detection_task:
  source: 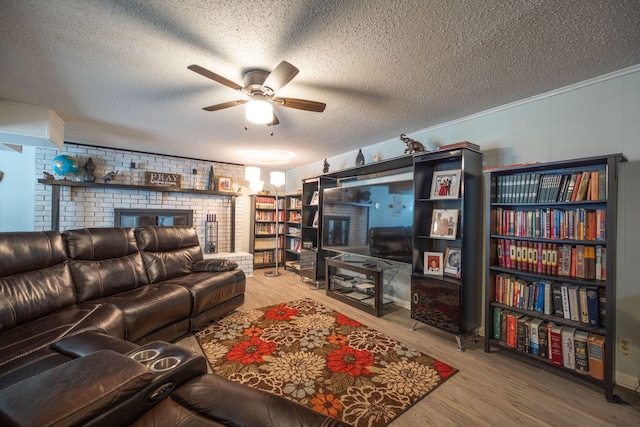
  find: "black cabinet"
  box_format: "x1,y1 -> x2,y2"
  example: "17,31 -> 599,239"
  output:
410,148 -> 483,350
483,154 -> 626,402
284,194 -> 303,272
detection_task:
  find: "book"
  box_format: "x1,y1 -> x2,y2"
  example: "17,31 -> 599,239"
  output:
529,318 -> 544,356
560,284 -> 571,320
501,310 -> 510,342
506,312 -> 523,348
562,326 -> 577,370
574,330 -> 590,375
437,141 -> 480,151
517,316 -> 530,352
538,321 -> 549,359
570,172 -> 583,201
568,285 -> 580,322
564,173 -> 579,202
493,307 -> 503,340
585,286 -> 600,327
549,323 -> 564,366
575,171 -> 591,201
587,333 -> 605,380
575,245 -> 585,278
579,287 -> 589,324
589,171 -> 599,200
598,169 -> 606,201
598,287 -> 607,328
584,245 -> 596,280
552,283 -> 564,317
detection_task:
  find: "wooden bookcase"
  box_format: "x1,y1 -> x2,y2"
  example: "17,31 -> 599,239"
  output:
411,148 -> 483,350
483,154 -> 626,402
300,176 -> 335,282
284,194 -> 303,273
249,194 -> 284,269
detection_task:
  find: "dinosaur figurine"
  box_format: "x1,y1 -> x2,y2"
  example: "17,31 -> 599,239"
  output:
400,134 -> 427,154
103,170 -> 119,183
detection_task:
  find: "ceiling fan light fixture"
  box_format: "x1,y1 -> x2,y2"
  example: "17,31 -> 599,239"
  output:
246,98 -> 273,124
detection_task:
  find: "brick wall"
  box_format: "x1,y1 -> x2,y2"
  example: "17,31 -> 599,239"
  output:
34,143 -> 245,253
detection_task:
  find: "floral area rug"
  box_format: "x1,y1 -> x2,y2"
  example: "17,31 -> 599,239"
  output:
195,298 -> 457,427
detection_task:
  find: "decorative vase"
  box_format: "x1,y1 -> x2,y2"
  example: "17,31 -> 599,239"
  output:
355,149 -> 365,167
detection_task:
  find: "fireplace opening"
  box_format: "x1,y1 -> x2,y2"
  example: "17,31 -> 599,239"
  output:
114,209 -> 194,228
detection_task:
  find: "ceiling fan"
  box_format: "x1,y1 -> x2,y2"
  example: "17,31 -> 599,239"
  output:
187,61 -> 326,126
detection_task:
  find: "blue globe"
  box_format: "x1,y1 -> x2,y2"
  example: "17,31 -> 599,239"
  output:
52,155 -> 80,176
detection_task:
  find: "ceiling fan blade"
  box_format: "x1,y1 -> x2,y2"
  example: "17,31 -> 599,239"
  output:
188,64 -> 243,91
267,113 -> 280,126
262,61 -> 299,93
202,99 -> 248,112
275,97 -> 326,113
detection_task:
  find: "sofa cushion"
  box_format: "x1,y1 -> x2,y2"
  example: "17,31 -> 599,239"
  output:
0,303 -> 125,388
64,228 -> 149,302
135,226 -> 204,283
91,284 -> 192,342
0,231 -> 76,333
160,270 -> 246,318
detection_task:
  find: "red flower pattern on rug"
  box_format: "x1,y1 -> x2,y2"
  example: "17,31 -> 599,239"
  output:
195,298 -> 457,427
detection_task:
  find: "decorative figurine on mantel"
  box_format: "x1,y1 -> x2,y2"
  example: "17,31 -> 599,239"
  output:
83,158 -> 96,182
43,171 -> 55,180
400,134 -> 427,154
103,170 -> 118,183
323,158 -> 330,173
355,149 -> 365,166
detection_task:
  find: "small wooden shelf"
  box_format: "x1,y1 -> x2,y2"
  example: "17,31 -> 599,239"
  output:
37,179 -> 239,196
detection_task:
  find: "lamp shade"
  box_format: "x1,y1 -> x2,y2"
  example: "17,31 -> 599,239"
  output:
246,98 -> 273,124
244,166 -> 261,182
249,180 -> 264,192
270,171 -> 285,186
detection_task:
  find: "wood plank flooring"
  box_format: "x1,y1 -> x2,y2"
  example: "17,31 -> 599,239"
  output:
177,270 -> 640,426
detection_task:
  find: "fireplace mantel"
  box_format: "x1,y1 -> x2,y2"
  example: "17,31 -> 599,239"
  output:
37,179 -> 239,251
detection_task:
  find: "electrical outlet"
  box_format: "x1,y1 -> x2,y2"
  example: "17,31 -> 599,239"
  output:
618,337 -> 632,355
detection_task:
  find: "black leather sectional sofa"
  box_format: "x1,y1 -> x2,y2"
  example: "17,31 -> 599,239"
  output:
0,226 -> 347,427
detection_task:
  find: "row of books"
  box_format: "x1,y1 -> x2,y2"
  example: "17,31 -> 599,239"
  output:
254,223 -> 284,235
287,212 -> 301,223
495,207 -> 606,241
253,236 -> 284,250
253,250 -> 283,264
497,169 -> 606,204
287,227 -> 301,237
496,239 -> 606,280
494,274 -> 605,327
288,197 -> 302,209
255,210 -> 285,222
288,237 -> 302,252
493,308 -> 605,380
255,196 -> 285,209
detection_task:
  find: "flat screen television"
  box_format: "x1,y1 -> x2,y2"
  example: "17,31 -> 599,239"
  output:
322,179 -> 413,264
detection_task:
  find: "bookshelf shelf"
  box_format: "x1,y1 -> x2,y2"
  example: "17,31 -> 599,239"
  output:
484,153 -> 626,402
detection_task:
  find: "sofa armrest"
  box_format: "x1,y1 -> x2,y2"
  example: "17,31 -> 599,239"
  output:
0,350 -> 154,427
193,258 -> 238,272
156,374 -> 350,427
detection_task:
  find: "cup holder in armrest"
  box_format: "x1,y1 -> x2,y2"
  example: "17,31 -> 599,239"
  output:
130,349 -> 161,362
150,356 -> 181,372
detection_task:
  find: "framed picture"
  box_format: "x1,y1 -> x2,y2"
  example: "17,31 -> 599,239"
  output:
444,247 -> 462,278
430,170 -> 461,199
218,176 -> 232,192
392,195 -> 403,216
309,190 -> 319,205
424,252 -> 443,276
302,241 -> 314,249
430,208 -> 459,239
312,211 -> 319,227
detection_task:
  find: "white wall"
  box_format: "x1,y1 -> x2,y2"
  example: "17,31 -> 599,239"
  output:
287,66 -> 640,388
0,146 -> 35,231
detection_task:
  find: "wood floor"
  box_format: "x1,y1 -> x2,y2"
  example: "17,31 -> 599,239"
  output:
177,270 -> 640,426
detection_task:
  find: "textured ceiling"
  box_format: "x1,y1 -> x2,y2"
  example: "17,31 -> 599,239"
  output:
1,0 -> 639,168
